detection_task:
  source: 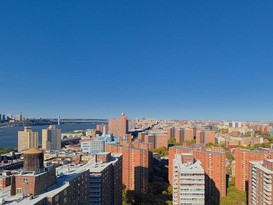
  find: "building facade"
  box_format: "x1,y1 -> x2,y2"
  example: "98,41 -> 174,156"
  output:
182,128 -> 194,142
18,127 -> 38,152
169,146 -> 226,204
106,143 -> 151,194
200,130 -> 216,144
173,153 -> 205,205
81,139 -> 105,155
234,148 -> 273,191
249,159 -> 273,205
7,152 -> 122,205
108,113 -> 128,138
89,152 -> 122,205
42,125 -> 61,151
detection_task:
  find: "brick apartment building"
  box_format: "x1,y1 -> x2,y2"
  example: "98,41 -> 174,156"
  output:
234,147 -> 273,191
108,113 -> 128,138
106,143 -> 151,194
249,159 -> 273,205
169,145 -> 226,205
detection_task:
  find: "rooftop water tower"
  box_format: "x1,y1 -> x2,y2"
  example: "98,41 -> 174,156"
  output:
23,148 -> 44,172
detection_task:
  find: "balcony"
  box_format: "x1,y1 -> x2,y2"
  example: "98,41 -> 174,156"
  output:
264,177 -> 272,184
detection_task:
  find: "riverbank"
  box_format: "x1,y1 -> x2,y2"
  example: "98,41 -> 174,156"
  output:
0,122 -> 98,149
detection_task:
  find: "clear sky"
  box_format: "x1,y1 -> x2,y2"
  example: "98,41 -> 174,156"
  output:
0,1 -> 273,120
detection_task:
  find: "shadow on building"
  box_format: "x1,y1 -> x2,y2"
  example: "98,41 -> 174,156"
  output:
245,180 -> 249,205
205,174 -> 220,205
134,166 -> 149,195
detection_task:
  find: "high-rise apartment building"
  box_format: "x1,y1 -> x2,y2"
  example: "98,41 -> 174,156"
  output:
249,124 -> 272,134
193,126 -> 204,144
108,113 -> 128,138
96,124 -> 108,134
234,147 -> 273,191
229,121 -> 242,128
89,152 -> 122,205
175,128 -> 182,143
169,146 -> 199,186
249,159 -> 273,205
42,125 -> 61,151
199,130 -> 216,144
143,134 -> 156,149
194,150 -> 226,204
182,128 -> 194,142
156,134 -> 169,148
173,153 -> 205,205
138,132 -> 146,142
195,131 -> 202,144
169,146 -> 226,204
167,127 -> 175,139
138,132 -> 165,149
106,143 -> 151,194
18,127 -> 38,152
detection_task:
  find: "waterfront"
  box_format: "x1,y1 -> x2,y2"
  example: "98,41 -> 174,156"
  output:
0,123 -> 97,149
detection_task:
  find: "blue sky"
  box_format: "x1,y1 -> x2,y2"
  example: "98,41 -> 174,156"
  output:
0,1 -> 273,120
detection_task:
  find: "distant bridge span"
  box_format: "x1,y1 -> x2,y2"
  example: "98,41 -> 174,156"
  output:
48,119 -> 108,123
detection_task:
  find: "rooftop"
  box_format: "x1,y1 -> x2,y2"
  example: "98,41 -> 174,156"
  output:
250,160 -> 273,175
0,153 -> 122,204
174,154 -> 204,174
23,148 -> 43,154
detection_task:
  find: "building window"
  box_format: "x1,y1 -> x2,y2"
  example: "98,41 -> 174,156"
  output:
55,195 -> 59,202
16,188 -> 22,194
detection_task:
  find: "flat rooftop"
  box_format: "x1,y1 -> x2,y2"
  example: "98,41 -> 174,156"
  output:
0,153 -> 122,204
175,154 -> 204,174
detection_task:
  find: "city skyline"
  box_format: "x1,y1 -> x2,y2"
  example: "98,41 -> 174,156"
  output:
1,111 -> 273,122
1,1 -> 273,120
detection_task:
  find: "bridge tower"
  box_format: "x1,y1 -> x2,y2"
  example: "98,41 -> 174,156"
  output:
58,115 -> 61,125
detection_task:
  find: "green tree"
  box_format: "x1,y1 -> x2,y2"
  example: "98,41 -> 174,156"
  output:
226,153 -> 234,161
189,139 -> 196,144
245,132 -> 251,137
0,148 -> 12,155
167,185 -> 172,194
220,178 -> 246,205
168,137 -> 176,145
153,146 -> 168,157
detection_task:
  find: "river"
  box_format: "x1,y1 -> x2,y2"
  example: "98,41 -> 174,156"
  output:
0,123 -> 98,149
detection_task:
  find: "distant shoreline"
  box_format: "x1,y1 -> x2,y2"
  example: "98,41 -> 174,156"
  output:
0,122 -> 99,149
0,119 -> 108,128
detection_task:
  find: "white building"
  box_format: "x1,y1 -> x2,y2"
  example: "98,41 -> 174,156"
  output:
81,139 -> 105,155
249,159 -> 273,205
229,121 -> 242,128
173,153 -> 205,205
